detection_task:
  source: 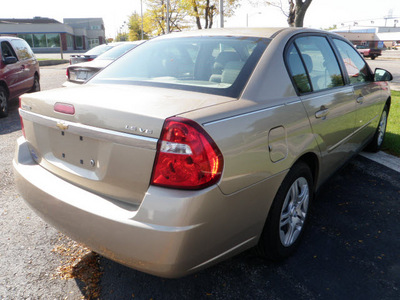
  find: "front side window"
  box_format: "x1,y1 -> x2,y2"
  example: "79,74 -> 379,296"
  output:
91,36 -> 269,98
294,36 -> 344,92
333,39 -> 371,85
1,41 -> 17,59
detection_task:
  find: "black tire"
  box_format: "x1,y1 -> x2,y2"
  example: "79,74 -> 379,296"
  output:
257,161 -> 313,260
366,105 -> 389,152
370,56 -> 376,60
0,86 -> 8,118
30,74 -> 40,93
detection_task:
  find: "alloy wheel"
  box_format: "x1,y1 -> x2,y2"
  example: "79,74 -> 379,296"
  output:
279,177 -> 309,247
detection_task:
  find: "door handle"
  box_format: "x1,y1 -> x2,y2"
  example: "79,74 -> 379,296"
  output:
356,95 -> 364,104
315,107 -> 329,119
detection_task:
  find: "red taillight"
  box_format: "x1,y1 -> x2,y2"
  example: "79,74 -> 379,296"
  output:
66,68 -> 70,79
151,117 -> 223,190
19,97 -> 25,138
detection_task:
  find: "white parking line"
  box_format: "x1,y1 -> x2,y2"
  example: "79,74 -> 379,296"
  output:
360,151 -> 400,173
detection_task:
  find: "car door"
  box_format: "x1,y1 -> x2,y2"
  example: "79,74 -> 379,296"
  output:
332,38 -> 384,145
286,35 -> 358,183
1,41 -> 23,98
10,39 -> 35,93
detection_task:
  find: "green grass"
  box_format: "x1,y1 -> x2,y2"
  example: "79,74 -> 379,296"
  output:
37,58 -> 65,61
382,90 -> 400,156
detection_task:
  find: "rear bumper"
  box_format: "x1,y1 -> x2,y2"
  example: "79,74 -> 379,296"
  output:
13,137 -> 281,277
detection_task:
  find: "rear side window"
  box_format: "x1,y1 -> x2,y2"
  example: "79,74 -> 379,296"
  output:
10,40 -> 34,60
286,44 -> 311,93
286,35 -> 344,93
333,39 -> 371,85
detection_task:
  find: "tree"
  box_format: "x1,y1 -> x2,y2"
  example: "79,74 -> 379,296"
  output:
144,0 -> 191,36
128,12 -> 148,40
187,0 -> 240,29
115,32 -> 128,42
261,0 -> 313,27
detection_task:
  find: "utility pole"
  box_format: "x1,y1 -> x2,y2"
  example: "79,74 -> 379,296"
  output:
166,0 -> 170,33
219,0 -> 224,28
141,0 -> 144,39
59,34 -> 63,60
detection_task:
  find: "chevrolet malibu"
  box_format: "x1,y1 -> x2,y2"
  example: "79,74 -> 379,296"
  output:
14,28 -> 392,278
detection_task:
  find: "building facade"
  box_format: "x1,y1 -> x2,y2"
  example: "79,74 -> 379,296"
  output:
0,17 -> 106,53
334,26 -> 400,49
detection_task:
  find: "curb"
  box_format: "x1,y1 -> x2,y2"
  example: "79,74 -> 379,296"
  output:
361,151 -> 400,173
39,60 -> 69,66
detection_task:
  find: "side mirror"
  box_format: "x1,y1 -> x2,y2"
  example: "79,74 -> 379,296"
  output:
374,68 -> 393,82
4,56 -> 18,65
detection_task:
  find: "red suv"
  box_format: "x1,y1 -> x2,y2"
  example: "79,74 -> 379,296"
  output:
0,36 -> 40,117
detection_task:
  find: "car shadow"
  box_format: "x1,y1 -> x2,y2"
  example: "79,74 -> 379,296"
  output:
0,99 -> 21,135
70,156 -> 400,300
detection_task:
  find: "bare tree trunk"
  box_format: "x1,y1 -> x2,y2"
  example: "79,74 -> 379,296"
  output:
205,0 -> 210,28
208,5 -> 215,29
192,0 -> 202,29
287,0 -> 312,27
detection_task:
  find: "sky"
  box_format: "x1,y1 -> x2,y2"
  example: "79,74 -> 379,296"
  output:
1,0 -> 399,38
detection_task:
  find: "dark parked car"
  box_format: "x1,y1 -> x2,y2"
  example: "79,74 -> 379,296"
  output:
65,41 -> 143,85
355,45 -> 382,60
0,36 -> 40,117
69,43 -> 124,65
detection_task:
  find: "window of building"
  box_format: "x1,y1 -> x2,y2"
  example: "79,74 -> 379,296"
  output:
18,33 -> 60,48
88,39 -> 99,49
67,35 -> 74,48
75,36 -> 83,49
33,34 -> 47,48
46,34 -> 60,48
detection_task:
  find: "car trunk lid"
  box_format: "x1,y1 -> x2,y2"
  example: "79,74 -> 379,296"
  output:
19,84 -> 233,205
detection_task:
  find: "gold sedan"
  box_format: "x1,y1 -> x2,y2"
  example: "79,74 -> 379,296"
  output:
14,28 -> 392,278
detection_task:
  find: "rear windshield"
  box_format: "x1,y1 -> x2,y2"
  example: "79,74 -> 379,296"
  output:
96,42 -> 142,60
90,36 -> 269,98
85,44 -> 114,56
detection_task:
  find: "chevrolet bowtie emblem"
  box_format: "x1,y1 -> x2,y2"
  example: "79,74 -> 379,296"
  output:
56,121 -> 69,131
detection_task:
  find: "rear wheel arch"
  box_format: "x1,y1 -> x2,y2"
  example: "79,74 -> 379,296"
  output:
0,83 -> 9,117
30,72 -> 40,93
257,159 -> 314,259
0,81 -> 9,96
294,152 -> 320,191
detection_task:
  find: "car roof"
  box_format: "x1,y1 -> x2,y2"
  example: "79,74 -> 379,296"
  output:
154,27 -> 343,41
0,36 -> 23,42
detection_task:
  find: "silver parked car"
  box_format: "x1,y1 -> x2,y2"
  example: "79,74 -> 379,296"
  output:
65,41 -> 144,85
14,28 -> 392,278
